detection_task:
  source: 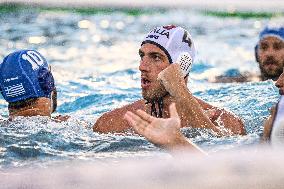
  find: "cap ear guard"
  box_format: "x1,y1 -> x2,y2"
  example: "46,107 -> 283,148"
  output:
38,67 -> 55,97
255,44 -> 259,63
176,52 -> 193,77
38,67 -> 57,113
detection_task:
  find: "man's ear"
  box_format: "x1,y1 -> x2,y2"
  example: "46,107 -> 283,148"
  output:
50,88 -> 57,113
255,44 -> 260,63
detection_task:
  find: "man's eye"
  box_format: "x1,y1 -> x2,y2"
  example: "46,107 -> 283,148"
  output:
152,55 -> 161,61
139,52 -> 144,59
273,43 -> 283,50
260,43 -> 268,50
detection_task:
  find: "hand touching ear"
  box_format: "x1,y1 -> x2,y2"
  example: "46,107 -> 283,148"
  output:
157,64 -> 186,97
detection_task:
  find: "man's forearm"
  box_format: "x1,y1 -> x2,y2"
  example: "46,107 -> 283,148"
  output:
173,85 -> 222,135
161,132 -> 206,155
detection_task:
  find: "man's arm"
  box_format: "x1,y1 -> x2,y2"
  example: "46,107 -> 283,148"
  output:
196,98 -> 246,135
158,64 -> 246,136
93,100 -> 146,133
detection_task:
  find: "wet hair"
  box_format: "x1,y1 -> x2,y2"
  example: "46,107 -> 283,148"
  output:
8,98 -> 38,110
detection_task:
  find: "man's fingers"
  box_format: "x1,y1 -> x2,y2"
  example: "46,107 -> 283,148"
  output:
136,110 -> 155,123
124,112 -> 136,126
157,69 -> 165,81
124,111 -> 148,134
169,103 -> 179,119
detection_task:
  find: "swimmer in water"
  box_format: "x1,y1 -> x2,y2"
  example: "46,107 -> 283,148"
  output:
123,69 -> 284,153
213,26 -> 284,83
94,25 -> 246,136
0,50 -> 68,121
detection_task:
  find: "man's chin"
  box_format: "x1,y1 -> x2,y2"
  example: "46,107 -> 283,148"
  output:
142,92 -> 158,102
142,89 -> 153,101
142,89 -> 168,102
261,68 -> 283,80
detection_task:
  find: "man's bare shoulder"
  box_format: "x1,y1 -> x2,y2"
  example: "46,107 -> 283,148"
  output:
195,97 -> 246,135
93,100 -> 146,133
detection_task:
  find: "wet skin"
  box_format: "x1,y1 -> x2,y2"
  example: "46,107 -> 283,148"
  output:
139,43 -> 170,101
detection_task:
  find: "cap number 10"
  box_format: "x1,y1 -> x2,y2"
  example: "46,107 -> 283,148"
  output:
22,51 -> 44,70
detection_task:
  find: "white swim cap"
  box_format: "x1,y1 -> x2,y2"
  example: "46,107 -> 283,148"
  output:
141,25 -> 196,77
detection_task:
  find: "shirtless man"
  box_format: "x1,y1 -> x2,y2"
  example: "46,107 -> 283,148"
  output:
94,25 -> 245,136
213,26 -> 284,83
0,50 -> 67,121
124,70 -> 284,153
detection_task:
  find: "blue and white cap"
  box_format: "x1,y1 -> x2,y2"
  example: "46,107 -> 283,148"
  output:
0,50 -> 55,103
259,27 -> 284,41
142,25 -> 196,77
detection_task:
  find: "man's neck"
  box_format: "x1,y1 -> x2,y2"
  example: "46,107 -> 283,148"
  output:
9,98 -> 51,119
145,94 -> 175,118
261,75 -> 279,81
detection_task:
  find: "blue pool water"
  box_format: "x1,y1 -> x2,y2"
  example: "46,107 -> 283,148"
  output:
0,7 -> 283,168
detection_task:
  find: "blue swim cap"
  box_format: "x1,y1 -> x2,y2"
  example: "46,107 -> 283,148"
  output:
259,27 -> 284,41
0,50 -> 55,103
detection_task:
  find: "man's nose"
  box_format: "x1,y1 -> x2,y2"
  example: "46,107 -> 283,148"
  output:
264,46 -> 277,56
139,57 -> 150,72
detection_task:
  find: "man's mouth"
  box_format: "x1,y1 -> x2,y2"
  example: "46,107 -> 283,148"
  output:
263,62 -> 278,70
264,59 -> 278,67
141,77 -> 151,89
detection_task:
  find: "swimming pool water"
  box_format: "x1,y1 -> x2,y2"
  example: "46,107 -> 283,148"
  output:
0,7 -> 283,168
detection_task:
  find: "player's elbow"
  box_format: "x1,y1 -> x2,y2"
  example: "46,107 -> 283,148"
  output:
93,114 -> 110,133
223,113 -> 246,135
228,115 -> 246,135
233,118 -> 246,135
